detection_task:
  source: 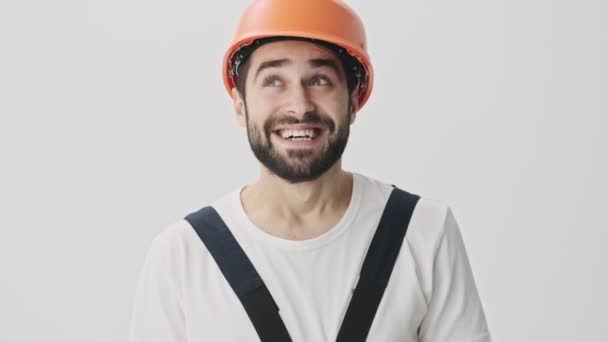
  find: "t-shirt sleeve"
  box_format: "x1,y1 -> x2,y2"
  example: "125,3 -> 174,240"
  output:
418,207 -> 492,342
129,227 -> 187,342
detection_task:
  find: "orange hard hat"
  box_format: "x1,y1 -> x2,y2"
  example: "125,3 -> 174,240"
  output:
222,0 -> 374,111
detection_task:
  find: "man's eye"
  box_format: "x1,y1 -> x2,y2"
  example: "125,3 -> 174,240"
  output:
262,76 -> 282,87
310,76 -> 331,86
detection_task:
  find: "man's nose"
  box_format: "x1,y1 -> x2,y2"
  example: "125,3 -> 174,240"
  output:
285,83 -> 316,117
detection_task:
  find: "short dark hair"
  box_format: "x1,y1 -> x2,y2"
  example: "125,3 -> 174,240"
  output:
232,36 -> 365,101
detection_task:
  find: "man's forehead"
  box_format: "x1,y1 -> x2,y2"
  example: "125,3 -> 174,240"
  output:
248,40 -> 341,66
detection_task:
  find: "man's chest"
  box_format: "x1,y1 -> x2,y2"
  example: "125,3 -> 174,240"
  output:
180,242 -> 427,342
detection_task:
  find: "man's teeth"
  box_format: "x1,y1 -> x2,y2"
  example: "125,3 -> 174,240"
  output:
280,129 -> 316,140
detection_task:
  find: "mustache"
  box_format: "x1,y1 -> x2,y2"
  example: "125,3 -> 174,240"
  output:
263,112 -> 336,135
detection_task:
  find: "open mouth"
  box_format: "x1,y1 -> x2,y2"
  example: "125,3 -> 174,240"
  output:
272,127 -> 326,142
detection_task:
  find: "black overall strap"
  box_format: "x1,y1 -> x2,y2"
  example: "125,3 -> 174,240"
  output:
185,185 -> 419,342
336,186 -> 420,342
185,207 -> 292,342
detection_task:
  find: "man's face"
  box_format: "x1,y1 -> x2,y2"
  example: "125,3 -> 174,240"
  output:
232,40 -> 358,184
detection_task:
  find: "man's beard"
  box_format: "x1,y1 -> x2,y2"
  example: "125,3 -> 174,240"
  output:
245,104 -> 351,184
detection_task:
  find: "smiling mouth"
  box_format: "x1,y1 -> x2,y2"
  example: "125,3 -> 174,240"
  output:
273,127 -> 325,141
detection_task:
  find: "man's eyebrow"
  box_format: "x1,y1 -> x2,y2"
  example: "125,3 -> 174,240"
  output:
253,57 -> 344,82
308,58 -> 343,80
253,59 -> 291,81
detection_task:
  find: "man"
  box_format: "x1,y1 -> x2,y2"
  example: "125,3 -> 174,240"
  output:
129,0 -> 492,341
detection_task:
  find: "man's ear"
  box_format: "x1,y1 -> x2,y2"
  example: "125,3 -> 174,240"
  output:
232,88 -> 246,128
349,90 -> 359,125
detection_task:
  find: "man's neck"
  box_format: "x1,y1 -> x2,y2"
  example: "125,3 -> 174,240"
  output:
240,163 -> 354,240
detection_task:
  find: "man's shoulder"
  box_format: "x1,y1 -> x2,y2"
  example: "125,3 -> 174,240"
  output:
358,173 -> 452,235
356,172 -> 451,215
151,188 -> 241,254
148,219 -> 197,257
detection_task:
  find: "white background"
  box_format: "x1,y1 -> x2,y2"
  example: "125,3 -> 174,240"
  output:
1,0 -> 606,341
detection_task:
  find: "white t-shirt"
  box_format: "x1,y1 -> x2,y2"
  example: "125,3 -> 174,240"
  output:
129,172 -> 491,342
